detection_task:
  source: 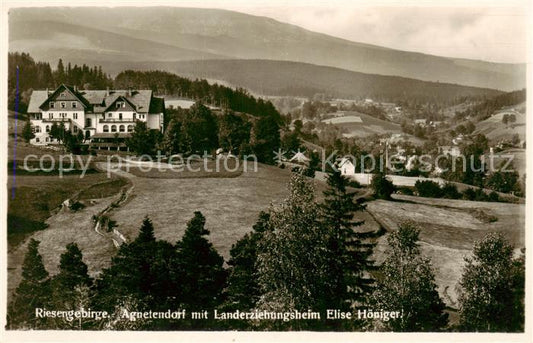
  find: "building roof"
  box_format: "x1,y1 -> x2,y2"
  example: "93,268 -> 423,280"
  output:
290,150 -> 309,163
27,86 -> 164,114
27,90 -> 48,113
338,157 -> 355,167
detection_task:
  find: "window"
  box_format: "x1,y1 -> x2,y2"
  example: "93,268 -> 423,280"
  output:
85,118 -> 92,127
60,102 -> 66,108
127,125 -> 133,132
45,137 -> 50,142
133,113 -> 136,120
103,125 -> 109,132
111,125 -> 117,132
61,113 -> 66,118
119,125 -> 125,132
119,113 -> 123,120
50,102 -> 55,108
46,125 -> 50,132
73,126 -> 78,133
73,113 -> 78,119
60,92 -> 66,97
34,126 -> 41,133
49,113 -> 53,119
108,113 -> 113,118
36,137 -> 40,143
116,101 -> 124,108
72,102 -> 77,108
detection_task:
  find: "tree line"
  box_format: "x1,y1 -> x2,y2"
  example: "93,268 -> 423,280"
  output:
7,171 -> 524,331
115,70 -> 281,122
8,53 -> 281,124
8,53 -> 113,113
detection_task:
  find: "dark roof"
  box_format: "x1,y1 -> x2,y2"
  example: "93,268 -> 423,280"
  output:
149,96 -> 165,114
81,89 -> 153,113
28,86 -> 161,114
38,84 -> 92,110
102,95 -> 138,112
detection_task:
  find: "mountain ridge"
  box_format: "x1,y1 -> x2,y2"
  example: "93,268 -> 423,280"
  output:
9,7 -> 526,91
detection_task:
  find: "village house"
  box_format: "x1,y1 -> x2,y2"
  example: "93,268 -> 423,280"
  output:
26,84 -> 165,150
439,145 -> 461,157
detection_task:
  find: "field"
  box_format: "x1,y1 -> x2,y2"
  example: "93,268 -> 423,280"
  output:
321,111 -> 402,138
367,194 -> 525,308
108,162 -> 294,260
474,109 -> 526,142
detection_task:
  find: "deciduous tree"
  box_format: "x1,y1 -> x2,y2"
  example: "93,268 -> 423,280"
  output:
371,223 -> 448,331
458,233 -> 524,332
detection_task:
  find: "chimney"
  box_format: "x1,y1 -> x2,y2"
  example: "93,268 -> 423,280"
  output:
127,87 -> 132,97
106,87 -> 110,97
46,88 -> 49,95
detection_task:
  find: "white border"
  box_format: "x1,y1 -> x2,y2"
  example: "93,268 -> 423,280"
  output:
1,1 -> 531,342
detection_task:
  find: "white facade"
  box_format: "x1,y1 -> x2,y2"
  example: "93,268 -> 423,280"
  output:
27,85 -> 164,146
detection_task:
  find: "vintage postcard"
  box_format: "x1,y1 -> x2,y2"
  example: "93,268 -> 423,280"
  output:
1,0 -> 531,342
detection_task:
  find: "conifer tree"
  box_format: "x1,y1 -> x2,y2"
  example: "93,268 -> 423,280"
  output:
175,212 -> 226,312
371,223 -> 448,331
21,119 -> 35,142
95,217 -> 176,320
135,216 -> 156,244
7,239 -> 51,329
52,243 -> 92,296
225,211 -> 270,311
321,170 -> 374,311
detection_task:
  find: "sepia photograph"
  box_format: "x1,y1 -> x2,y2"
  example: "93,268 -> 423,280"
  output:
1,0 -> 531,341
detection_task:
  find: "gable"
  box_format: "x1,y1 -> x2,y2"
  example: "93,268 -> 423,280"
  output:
104,96 -> 137,112
39,84 -> 90,111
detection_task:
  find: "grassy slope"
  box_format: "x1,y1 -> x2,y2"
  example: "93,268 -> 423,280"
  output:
367,194 -> 525,309
109,163 -> 294,260
322,111 -> 401,137
474,109 -> 526,142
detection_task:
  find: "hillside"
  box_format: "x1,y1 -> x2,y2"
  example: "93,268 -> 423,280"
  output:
368,194 -> 524,308
322,111 -> 401,138
9,7 -> 525,91
104,59 -> 503,103
474,108 -> 526,142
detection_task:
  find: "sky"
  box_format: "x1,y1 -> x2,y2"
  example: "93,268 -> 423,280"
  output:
170,0 -> 530,64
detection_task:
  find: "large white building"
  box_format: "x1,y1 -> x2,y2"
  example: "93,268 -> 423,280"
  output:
27,84 -> 165,150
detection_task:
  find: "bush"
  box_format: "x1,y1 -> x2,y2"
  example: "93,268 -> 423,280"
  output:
441,183 -> 461,199
462,188 -> 477,201
69,201 -> 85,211
415,180 -> 443,198
488,191 -> 500,202
396,186 -> 414,196
371,172 -> 395,200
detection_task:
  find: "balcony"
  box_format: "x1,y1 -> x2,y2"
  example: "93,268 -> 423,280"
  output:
41,117 -> 71,123
99,118 -> 136,123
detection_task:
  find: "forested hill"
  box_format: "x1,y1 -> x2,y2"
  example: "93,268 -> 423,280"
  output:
114,70 -> 281,122
8,53 -> 281,123
108,59 -> 504,105
454,89 -> 526,121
